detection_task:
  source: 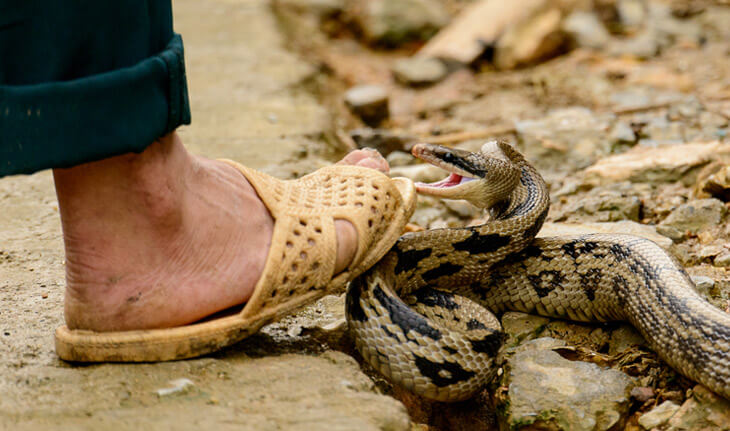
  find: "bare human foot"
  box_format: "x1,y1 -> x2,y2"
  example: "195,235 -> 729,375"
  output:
53,132 -> 389,332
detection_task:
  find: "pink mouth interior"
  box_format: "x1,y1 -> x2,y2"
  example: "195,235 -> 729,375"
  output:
416,173 -> 475,189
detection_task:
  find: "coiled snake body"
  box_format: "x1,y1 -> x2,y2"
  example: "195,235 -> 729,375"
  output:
346,141 -> 730,402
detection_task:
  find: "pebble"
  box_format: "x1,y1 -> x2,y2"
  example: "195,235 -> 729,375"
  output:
442,199 -> 479,218
385,150 -> 414,167
667,97 -> 702,120
690,275 -> 716,298
344,85 -> 389,126
617,0 -> 647,31
700,165 -> 730,202
155,378 -> 195,397
353,0 -> 449,46
698,111 -> 729,130
639,117 -> 685,147
607,28 -> 660,59
630,386 -> 655,403
698,245 -> 724,260
638,400 -> 680,429
411,206 -> 448,228
392,57 -> 447,86
609,121 -> 637,146
649,3 -> 705,47
714,252 -> 730,268
562,11 -> 610,50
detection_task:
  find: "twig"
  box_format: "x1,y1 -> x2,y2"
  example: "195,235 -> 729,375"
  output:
612,101 -> 672,115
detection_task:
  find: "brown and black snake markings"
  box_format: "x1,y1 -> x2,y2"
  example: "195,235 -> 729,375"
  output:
346,140 -> 730,402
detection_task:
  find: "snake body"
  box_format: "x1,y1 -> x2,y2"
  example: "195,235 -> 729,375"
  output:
346,141 -> 730,402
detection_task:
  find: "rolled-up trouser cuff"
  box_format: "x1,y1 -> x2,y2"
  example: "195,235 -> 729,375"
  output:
0,33 -> 191,177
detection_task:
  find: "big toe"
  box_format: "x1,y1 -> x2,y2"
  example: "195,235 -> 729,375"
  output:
337,148 -> 390,173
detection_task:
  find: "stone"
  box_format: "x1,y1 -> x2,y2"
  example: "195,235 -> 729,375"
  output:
666,385 -> 730,431
155,378 -> 195,397
392,57 -> 447,87
639,117 -> 686,147
714,252 -> 730,268
667,97 -> 702,121
498,337 -> 634,431
349,128 -> 411,156
385,150 -> 414,167
698,245 -> 724,260
515,107 -> 614,171
538,221 -> 673,251
544,321 -> 610,353
501,312 -> 550,346
638,400 -> 680,430
442,199 -> 479,218
353,0 -> 449,46
410,206 -> 449,229
494,7 -> 566,69
690,275 -> 716,298
657,198 -> 726,241
698,111 -> 729,130
617,0 -> 647,31
417,0 -> 549,64
630,386 -> 655,403
555,190 -> 641,222
607,29 -> 661,59
562,11 -> 610,50
581,141 -> 730,187
609,87 -> 685,113
344,85 -> 390,126
700,165 -> 730,202
263,294 -> 348,343
609,121 -> 637,147
609,325 -> 646,355
649,3 -> 705,47
629,68 -> 696,93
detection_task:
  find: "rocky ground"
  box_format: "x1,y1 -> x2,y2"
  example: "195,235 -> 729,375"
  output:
2,0 -> 730,430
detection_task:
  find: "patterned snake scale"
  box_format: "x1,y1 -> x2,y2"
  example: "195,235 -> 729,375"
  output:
346,141 -> 730,402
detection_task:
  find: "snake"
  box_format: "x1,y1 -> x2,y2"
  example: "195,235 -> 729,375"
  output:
345,140 -> 730,402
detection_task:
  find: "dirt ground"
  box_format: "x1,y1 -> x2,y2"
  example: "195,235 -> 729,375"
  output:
2,0 -> 730,430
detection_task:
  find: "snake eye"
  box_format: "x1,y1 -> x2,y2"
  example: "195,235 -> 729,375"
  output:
443,153 -> 455,163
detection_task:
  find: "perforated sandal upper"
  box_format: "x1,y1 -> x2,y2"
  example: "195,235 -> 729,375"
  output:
227,164 -> 416,321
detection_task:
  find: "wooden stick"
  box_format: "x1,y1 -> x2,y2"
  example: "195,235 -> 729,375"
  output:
611,102 -> 672,115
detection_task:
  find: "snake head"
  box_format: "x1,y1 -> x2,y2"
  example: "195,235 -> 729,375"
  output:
411,141 -> 521,210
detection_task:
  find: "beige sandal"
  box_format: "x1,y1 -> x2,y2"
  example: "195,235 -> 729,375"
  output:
55,161 -> 416,362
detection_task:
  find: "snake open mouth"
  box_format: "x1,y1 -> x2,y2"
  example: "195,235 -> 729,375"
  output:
416,173 -> 476,191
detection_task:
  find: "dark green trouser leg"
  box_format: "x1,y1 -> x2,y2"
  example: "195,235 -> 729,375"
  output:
0,0 -> 191,177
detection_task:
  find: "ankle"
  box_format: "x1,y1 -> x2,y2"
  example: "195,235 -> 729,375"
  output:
53,133 -> 190,237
